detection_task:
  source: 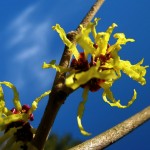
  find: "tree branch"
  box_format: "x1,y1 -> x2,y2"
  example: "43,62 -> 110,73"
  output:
32,0 -> 105,150
69,106 -> 150,150
78,0 -> 105,29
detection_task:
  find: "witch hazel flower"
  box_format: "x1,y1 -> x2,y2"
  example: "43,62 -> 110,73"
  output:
43,18 -> 148,136
0,81 -> 50,149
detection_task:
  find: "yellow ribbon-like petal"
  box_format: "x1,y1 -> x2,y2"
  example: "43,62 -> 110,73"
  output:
52,24 -> 80,59
91,18 -> 100,39
66,61 -> 118,90
0,85 -> 4,102
119,59 -> 148,85
0,113 -> 28,129
76,25 -> 95,58
95,23 -> 117,56
0,128 -> 17,145
77,88 -> 91,136
101,82 -> 137,108
108,33 -> 135,54
42,60 -> 71,73
0,82 -> 22,111
52,24 -> 72,47
0,85 -> 10,115
28,90 -> 51,114
76,18 -> 100,58
0,85 -> 5,113
114,33 -> 135,44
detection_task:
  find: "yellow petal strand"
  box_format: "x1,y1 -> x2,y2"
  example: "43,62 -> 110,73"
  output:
42,60 -> 71,73
120,60 -> 148,85
0,81 -> 22,111
70,45 -> 80,60
52,24 -> 72,47
0,114 -> 28,129
106,23 -> 118,35
77,88 -> 91,136
133,59 -> 149,77
0,85 -> 10,115
108,33 -> 135,54
102,86 -> 137,108
95,23 -> 117,56
0,128 -> 17,144
77,21 -> 100,57
91,18 -> 100,39
77,36 -> 95,58
28,90 -> 51,114
95,32 -> 109,56
52,24 -> 80,59
76,25 -> 95,58
114,33 -> 135,44
0,85 -> 4,102
0,85 -> 5,113
66,62 -> 117,90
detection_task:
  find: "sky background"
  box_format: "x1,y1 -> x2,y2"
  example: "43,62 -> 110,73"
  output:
0,0 -> 150,149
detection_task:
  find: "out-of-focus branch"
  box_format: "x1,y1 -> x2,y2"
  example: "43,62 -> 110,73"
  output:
69,106 -> 150,150
32,1 -> 105,150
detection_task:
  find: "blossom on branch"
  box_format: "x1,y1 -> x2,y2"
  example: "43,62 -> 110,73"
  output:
43,18 -> 148,135
0,81 -> 50,149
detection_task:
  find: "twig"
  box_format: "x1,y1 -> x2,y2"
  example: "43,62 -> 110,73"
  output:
32,0 -> 105,150
78,0 -> 105,29
69,106 -> 150,150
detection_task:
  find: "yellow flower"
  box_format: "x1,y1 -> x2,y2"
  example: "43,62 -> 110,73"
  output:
43,18 -> 148,135
0,81 -> 50,149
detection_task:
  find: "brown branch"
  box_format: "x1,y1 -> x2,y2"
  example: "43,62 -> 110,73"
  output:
32,0 -> 105,150
78,0 -> 105,29
69,106 -> 150,150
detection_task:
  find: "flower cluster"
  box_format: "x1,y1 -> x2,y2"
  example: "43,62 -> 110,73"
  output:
0,81 -> 50,149
43,18 -> 148,136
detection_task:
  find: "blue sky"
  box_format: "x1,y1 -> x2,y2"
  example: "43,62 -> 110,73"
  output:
0,0 -> 150,149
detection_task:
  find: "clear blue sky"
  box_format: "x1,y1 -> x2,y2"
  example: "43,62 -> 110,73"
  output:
0,0 -> 150,149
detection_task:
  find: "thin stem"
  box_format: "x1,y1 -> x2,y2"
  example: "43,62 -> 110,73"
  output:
69,106 -> 150,150
32,0 -> 105,150
78,0 -> 105,29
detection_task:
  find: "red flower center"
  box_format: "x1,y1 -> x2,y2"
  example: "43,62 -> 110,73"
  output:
70,43 -> 111,92
70,52 -> 89,71
5,105 -> 34,144
11,104 -> 34,121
